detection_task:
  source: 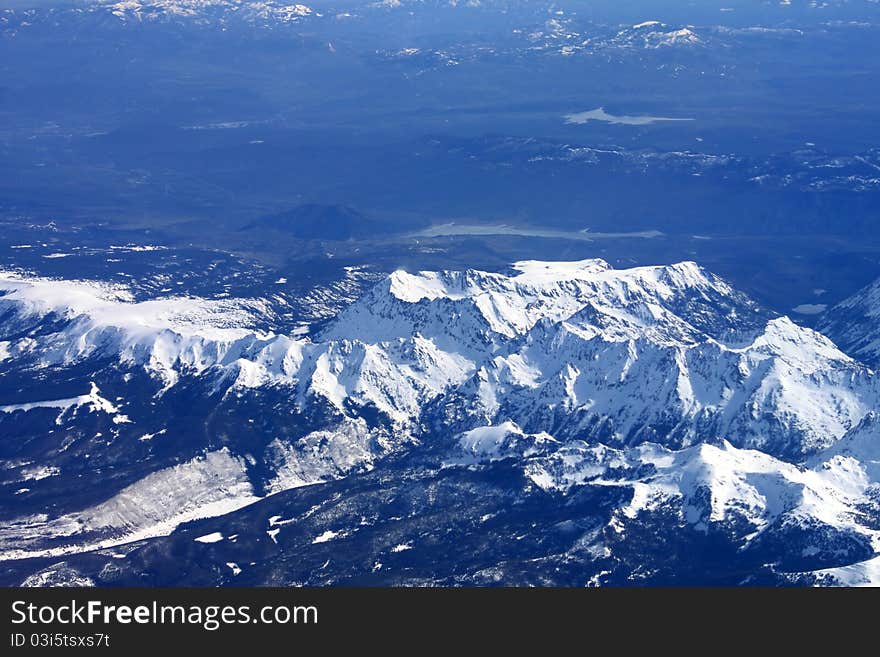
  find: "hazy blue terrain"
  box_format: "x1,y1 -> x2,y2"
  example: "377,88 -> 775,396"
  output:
3,1 -> 880,587
1,0 -> 879,313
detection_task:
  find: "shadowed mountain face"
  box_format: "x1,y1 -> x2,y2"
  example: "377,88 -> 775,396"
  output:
819,279 -> 880,369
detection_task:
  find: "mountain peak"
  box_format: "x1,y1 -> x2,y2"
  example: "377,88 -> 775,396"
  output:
510,258 -> 612,279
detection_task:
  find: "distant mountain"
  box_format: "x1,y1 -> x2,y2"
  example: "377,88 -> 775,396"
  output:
3,258 -> 880,585
819,277 -> 880,367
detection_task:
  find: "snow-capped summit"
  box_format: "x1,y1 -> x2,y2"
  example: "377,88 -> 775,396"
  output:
0,269 -> 277,385
632,21 -> 663,30
522,435 -> 880,551
616,23 -> 705,49
0,269 -> 271,339
324,258 -> 760,346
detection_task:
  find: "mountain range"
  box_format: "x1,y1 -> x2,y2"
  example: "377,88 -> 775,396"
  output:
2,258 -> 880,585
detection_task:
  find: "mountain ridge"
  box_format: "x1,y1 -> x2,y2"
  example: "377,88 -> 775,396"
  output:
3,258 -> 880,584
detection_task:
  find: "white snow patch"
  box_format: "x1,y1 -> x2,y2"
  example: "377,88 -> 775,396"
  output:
312,530 -> 340,544
138,429 -> 166,442
109,245 -> 166,252
0,382 -> 125,425
565,108 -> 694,126
20,466 -> 60,482
194,532 -> 225,544
812,555 -> 880,587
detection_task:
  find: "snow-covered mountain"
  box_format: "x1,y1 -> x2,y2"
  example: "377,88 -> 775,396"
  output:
4,259 -> 873,456
100,0 -> 314,24
2,259 -> 880,585
613,22 -> 705,49
451,420 -> 880,567
819,276 -> 880,368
